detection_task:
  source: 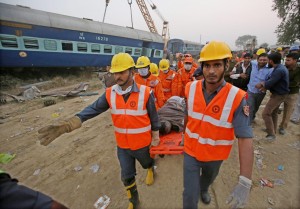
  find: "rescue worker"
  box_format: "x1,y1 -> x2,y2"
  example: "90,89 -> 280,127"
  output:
158,59 -> 182,101
0,170 -> 69,209
135,56 -> 165,109
184,53 -> 198,68
177,56 -> 197,96
38,53 -> 161,209
149,63 -> 159,77
183,41 -> 254,209
176,53 -> 184,70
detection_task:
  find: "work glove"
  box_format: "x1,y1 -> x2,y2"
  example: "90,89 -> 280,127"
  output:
151,130 -> 160,146
38,116 -> 82,146
226,175 -> 252,209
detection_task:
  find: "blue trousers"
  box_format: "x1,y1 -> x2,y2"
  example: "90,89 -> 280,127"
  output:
247,91 -> 266,123
117,146 -> 153,184
183,153 -> 223,209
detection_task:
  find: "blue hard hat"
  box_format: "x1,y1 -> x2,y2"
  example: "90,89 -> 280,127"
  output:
290,45 -> 299,51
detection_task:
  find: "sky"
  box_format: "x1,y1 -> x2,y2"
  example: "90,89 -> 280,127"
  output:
0,0 -> 282,50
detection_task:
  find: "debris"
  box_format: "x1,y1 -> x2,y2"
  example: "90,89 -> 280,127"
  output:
277,165 -> 284,171
0,153 -> 16,164
33,168 -> 41,176
22,86 -> 41,100
44,99 -> 56,106
74,166 -> 82,172
51,113 -> 60,118
287,141 -> 300,150
268,197 -> 275,205
273,179 -> 285,186
90,164 -> 100,173
260,178 -> 273,188
94,195 -> 110,209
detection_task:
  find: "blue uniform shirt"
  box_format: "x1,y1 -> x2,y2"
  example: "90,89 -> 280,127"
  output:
76,82 -> 160,131
247,61 -> 272,94
202,80 -> 253,138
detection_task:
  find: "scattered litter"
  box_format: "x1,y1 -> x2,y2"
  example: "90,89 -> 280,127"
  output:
58,107 -> 64,112
268,197 -> 275,205
90,164 -> 100,173
277,165 -> 284,171
51,113 -> 60,118
0,153 -> 16,164
271,151 -> 277,155
73,138 -> 81,142
273,179 -> 285,186
76,185 -> 80,190
94,195 -> 110,209
83,98 -> 90,102
36,116 -> 40,118
74,166 -> 82,172
33,168 -> 41,176
10,132 -> 22,138
260,178 -> 273,188
154,165 -> 157,170
287,141 -> 300,150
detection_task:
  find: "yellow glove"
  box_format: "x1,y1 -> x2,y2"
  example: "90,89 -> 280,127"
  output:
38,116 -> 82,146
151,130 -> 160,146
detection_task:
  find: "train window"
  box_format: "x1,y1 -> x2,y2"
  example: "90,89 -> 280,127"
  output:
125,47 -> 132,55
134,48 -> 142,56
115,46 -> 123,54
0,36 -> 18,48
62,42 -> 73,51
44,40 -> 57,51
77,43 -> 87,52
154,50 -> 161,57
91,44 -> 101,53
104,45 -> 112,54
24,38 -> 39,49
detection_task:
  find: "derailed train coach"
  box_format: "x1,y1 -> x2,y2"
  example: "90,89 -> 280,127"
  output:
0,3 -> 164,68
167,38 -> 204,58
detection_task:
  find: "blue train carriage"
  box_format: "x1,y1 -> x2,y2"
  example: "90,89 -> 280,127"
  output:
167,38 -> 203,58
0,3 -> 164,68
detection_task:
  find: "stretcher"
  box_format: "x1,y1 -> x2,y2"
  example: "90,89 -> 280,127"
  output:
150,131 -> 184,157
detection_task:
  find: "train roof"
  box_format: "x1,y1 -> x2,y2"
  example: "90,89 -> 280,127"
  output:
168,38 -> 203,46
0,3 -> 163,43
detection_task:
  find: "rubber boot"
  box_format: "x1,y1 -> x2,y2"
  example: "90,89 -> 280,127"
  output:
125,179 -> 139,209
145,167 -> 154,186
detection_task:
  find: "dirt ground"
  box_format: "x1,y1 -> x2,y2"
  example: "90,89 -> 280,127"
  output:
0,73 -> 299,209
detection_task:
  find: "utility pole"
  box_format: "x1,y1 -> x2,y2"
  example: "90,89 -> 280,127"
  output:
102,0 -> 110,23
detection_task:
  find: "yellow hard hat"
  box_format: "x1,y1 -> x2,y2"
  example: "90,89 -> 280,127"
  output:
276,47 -> 282,51
256,48 -> 266,55
198,41 -> 232,62
136,56 -> 151,68
159,59 -> 170,71
110,53 -> 135,73
149,63 -> 159,76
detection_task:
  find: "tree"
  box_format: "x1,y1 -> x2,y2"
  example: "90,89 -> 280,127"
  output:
235,35 -> 257,50
260,43 -> 269,49
272,0 -> 300,44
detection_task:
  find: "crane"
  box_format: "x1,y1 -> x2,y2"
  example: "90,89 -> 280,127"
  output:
136,0 -> 169,51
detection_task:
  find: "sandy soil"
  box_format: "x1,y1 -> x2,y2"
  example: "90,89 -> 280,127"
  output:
0,75 -> 299,209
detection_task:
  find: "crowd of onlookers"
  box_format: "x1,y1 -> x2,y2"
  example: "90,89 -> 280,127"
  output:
99,44 -> 300,140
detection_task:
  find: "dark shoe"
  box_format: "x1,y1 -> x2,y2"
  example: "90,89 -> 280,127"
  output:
261,128 -> 267,132
264,135 -> 276,142
200,191 -> 211,205
279,128 -> 286,135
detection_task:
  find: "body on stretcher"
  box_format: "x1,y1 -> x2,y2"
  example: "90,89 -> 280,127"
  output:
150,131 -> 184,157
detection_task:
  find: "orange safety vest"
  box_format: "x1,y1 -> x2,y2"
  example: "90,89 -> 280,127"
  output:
134,74 -> 165,109
158,70 -> 181,100
178,67 -> 196,96
106,84 -> 152,150
184,81 -> 245,161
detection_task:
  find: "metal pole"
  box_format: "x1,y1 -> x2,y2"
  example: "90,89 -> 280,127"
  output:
128,0 -> 133,28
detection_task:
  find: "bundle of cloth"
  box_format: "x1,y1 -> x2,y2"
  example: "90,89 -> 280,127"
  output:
158,96 -> 186,135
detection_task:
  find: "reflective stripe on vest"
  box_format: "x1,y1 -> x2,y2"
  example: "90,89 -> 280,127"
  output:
187,81 -> 239,128
114,124 -> 151,134
110,85 -> 147,115
185,127 -> 235,146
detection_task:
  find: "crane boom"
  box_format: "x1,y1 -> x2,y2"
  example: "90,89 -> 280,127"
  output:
135,0 -> 158,33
